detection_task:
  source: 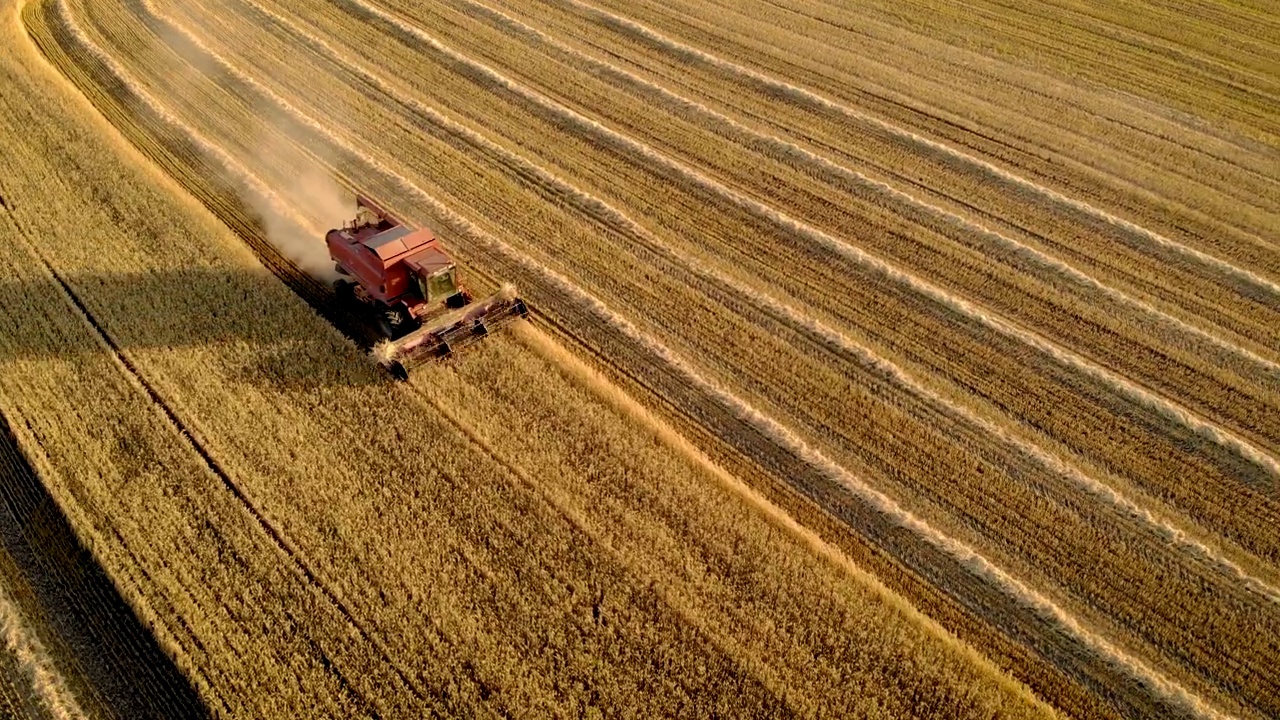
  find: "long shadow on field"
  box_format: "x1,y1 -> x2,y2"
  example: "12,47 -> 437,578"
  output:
0,413 -> 211,719
0,263 -> 402,391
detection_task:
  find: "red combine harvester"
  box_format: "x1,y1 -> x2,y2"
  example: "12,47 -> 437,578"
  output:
326,194 -> 529,378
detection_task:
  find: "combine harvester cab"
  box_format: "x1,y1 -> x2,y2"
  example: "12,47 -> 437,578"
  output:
326,194 -> 529,378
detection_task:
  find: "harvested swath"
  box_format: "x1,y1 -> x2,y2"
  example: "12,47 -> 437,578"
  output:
349,0 -> 1280,533
766,0 -> 1280,142
397,0 -> 1279,378
99,4 -> 1280,712
162,0 -> 1280,618
484,0 -> 1280,360
538,0 -> 1280,257
8,1 -> 1058,716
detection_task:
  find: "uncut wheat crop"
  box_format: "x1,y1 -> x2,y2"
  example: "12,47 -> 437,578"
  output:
0,0 -> 1277,717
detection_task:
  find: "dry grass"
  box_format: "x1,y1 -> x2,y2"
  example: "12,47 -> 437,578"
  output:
105,0 -> 1280,715
0,0 -> 1066,716
12,0 -> 1279,715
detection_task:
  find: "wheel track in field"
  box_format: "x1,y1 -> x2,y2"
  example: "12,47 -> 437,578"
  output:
296,0 -> 1280,479
9,233 -> 398,719
26,4 -> 806,715
90,0 -> 1280,712
254,0 -> 1280,584
0,177 -> 222,718
22,3 -> 448,714
175,0 -> 1280,613
556,0 -> 1280,297
40,0 -> 1271,715
416,0 -> 1280,378
392,365 -> 813,716
0,413 -> 214,719
99,2 -> 1246,717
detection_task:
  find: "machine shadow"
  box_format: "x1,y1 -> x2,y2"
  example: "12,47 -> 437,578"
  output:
0,265 -> 395,391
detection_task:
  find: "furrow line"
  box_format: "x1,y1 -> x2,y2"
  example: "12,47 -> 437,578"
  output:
451,0 -> 1280,377
40,4 -> 429,711
558,0 -> 1280,299
135,4 -> 1230,714
15,205 -> 397,717
394,374 -> 803,714
298,0 -> 1280,477
200,0 -> 1280,607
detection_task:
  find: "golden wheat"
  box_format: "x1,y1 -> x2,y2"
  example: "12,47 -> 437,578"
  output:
111,0 -> 1280,715
0,0 -> 1065,716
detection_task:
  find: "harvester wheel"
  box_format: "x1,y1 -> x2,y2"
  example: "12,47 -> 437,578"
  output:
333,278 -> 354,302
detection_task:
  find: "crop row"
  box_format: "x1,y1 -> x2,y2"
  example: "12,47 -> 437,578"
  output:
544,0 -> 1280,247
117,0 -> 1280,715
6,0 -> 1056,715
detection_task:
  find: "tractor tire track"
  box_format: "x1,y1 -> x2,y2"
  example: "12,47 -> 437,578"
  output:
552,0 -> 1280,297
112,2 -> 1250,716
24,2 -> 446,714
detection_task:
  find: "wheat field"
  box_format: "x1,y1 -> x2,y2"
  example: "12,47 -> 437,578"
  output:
0,0 -> 1276,716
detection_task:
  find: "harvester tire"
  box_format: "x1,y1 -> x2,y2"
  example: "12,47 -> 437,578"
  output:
333,278 -> 354,302
388,362 -> 410,381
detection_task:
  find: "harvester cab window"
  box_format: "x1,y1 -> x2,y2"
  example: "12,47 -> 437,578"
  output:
427,268 -> 457,303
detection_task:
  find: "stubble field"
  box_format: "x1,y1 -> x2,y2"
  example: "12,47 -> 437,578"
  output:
0,0 -> 1276,717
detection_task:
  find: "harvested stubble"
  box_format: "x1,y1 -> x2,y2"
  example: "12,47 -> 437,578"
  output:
0,0 -> 1059,716
117,0 -> 1280,715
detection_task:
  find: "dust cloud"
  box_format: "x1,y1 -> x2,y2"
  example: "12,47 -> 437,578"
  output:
244,101 -> 351,285
148,15 -> 350,285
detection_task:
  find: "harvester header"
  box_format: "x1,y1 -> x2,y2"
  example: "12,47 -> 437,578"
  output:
326,195 -> 528,377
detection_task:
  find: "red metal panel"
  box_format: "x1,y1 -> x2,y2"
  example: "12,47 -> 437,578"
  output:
405,246 -> 452,275
328,201 -> 451,305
